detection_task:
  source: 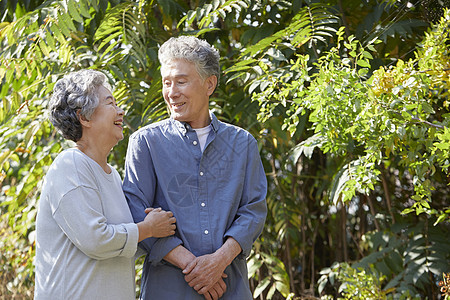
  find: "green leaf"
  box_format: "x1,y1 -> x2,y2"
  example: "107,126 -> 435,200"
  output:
98,31 -> 122,52
50,23 -> 66,44
38,40 -> 50,57
45,28 -> 56,49
357,59 -> 371,68
247,258 -> 263,277
0,149 -> 12,168
275,280 -> 290,297
78,0 -> 92,18
253,277 -> 271,298
433,213 -> 448,225
362,51 -> 373,59
67,0 -> 84,23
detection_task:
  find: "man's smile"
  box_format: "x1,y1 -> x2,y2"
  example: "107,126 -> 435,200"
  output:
171,102 -> 186,109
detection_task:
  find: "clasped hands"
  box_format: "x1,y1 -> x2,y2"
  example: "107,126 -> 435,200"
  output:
182,253 -> 228,300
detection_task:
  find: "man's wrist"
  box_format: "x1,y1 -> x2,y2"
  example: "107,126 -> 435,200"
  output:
210,251 -> 230,273
164,245 -> 196,270
214,237 -> 242,267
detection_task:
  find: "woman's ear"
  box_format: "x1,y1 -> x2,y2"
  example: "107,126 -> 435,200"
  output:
77,110 -> 91,128
206,75 -> 218,96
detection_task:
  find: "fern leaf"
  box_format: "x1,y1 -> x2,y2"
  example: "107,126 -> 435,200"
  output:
94,2 -> 147,67
240,3 -> 339,58
67,0 -> 84,23
179,0 -> 250,29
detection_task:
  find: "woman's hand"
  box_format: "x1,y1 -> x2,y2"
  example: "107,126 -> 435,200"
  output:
137,208 -> 176,241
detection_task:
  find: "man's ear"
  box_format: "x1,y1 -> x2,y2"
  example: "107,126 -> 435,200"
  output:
77,110 -> 91,128
206,75 -> 218,96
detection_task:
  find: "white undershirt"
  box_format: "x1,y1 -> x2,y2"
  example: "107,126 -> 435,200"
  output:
194,125 -> 211,153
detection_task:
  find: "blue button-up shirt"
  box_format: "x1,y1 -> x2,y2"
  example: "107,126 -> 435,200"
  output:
123,112 -> 267,299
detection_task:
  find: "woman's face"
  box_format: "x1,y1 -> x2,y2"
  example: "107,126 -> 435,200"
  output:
87,85 -> 125,144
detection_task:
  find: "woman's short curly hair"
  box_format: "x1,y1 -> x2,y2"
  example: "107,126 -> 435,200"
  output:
158,36 -> 220,81
49,69 -> 111,142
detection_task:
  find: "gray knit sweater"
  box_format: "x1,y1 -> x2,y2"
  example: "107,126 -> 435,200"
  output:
34,148 -> 139,300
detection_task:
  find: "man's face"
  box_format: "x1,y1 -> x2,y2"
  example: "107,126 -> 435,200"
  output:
161,59 -> 217,129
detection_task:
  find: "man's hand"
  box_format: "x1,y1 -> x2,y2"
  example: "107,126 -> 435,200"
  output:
182,253 -> 227,295
203,274 -> 227,300
182,237 -> 241,298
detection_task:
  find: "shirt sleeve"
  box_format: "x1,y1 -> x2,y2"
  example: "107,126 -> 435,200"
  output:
52,186 -> 139,260
224,135 -> 268,257
123,133 -> 182,263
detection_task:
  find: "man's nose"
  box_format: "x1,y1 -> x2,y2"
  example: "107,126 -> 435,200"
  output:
167,85 -> 180,98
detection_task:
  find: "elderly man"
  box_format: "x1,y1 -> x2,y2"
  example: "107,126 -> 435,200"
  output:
123,36 -> 267,300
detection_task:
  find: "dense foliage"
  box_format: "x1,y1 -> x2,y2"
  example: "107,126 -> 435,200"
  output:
1,0 -> 449,299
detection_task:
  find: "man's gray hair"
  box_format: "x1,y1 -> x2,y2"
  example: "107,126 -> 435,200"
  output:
49,69 -> 111,142
158,36 -> 220,81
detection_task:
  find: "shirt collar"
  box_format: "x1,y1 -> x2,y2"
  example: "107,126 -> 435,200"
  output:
171,110 -> 220,136
172,117 -> 188,135
209,111 -> 219,132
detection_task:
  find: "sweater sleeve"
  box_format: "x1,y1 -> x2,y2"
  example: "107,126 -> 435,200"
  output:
53,186 -> 138,260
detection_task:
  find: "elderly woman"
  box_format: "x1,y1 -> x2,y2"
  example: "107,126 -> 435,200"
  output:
34,69 -> 176,299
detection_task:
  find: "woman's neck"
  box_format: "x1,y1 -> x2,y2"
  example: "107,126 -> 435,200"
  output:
75,140 -> 111,173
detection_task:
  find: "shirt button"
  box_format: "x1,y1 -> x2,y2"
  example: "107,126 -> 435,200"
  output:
199,171 -> 204,176
204,230 -> 209,235
201,202 -> 206,207
193,141 -> 198,145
